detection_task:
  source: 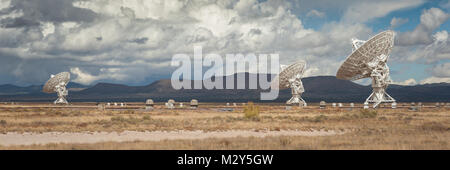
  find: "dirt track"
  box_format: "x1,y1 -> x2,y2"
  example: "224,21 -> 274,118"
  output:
0,130 -> 343,146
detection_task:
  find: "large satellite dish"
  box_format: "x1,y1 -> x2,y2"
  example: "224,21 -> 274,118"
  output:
271,60 -> 307,106
336,30 -> 396,108
43,72 -> 70,104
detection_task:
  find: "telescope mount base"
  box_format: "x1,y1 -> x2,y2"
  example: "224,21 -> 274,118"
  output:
365,87 -> 395,108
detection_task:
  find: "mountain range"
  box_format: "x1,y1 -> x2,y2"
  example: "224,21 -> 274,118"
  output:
0,73 -> 449,103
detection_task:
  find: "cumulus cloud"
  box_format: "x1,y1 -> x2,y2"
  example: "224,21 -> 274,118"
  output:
397,8 -> 449,46
3,0 -> 352,85
430,62 -> 450,78
70,67 -> 99,85
306,9 -> 325,18
391,8 -> 449,65
420,76 -> 450,84
0,0 -> 98,28
342,0 -> 424,23
0,0 -> 11,10
0,0 -> 446,86
390,17 -> 409,28
405,30 -> 450,63
393,78 -> 417,85
70,67 -> 129,85
40,22 -> 55,37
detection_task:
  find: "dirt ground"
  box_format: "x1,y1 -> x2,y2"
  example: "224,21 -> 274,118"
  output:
0,129 -> 343,147
0,103 -> 448,149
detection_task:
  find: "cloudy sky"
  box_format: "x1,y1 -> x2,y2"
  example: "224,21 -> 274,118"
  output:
0,0 -> 449,86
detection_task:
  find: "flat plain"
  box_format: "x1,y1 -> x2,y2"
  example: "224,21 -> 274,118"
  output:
0,102 -> 448,149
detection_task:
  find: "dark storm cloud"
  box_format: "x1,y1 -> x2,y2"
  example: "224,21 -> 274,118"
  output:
1,17 -> 40,28
120,6 -> 135,18
10,56 -> 93,85
0,51 -> 50,85
0,0 -> 98,28
0,26 -> 42,48
129,37 -> 149,44
248,28 -> 262,35
0,0 -> 101,85
0,0 -> 446,86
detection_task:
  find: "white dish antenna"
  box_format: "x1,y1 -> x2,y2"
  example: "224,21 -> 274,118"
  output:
43,72 -> 70,104
271,60 -> 307,106
336,30 -> 396,108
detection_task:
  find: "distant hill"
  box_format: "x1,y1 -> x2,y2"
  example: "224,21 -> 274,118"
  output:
0,82 -> 88,95
78,83 -> 137,94
0,74 -> 449,103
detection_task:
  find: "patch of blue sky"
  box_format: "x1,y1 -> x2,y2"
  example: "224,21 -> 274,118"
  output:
437,20 -> 450,32
437,59 -> 450,64
369,1 -> 449,33
367,5 -> 423,32
389,62 -> 429,82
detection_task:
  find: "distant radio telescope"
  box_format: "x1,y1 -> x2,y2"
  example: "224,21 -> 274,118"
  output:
43,72 -> 70,104
272,60 -> 307,106
336,30 -> 396,108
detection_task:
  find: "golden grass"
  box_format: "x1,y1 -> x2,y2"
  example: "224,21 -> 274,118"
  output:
0,104 -> 449,149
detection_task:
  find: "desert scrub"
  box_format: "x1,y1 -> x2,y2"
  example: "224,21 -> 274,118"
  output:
311,114 -> 327,122
419,122 -> 449,131
279,137 -> 292,146
111,116 -> 127,122
378,116 -> 388,121
0,120 -> 6,126
45,109 -> 63,116
111,116 -> 141,124
243,102 -> 260,119
358,109 -> 378,118
142,115 -> 151,120
119,110 -> 136,114
109,115 -> 173,127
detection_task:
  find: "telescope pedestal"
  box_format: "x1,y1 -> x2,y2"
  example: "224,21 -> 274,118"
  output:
286,93 -> 307,107
54,85 -> 68,104
54,97 -> 68,104
286,77 -> 307,107
365,80 -> 395,108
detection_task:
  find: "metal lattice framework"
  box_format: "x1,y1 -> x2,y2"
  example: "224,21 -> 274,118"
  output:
43,72 -> 70,104
272,60 -> 307,106
336,30 -> 396,108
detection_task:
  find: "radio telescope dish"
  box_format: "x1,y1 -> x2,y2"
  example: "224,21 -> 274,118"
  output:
43,72 -> 70,104
336,30 -> 396,108
271,60 -> 307,106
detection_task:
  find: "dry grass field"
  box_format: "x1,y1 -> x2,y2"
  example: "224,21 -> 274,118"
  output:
0,102 -> 449,150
